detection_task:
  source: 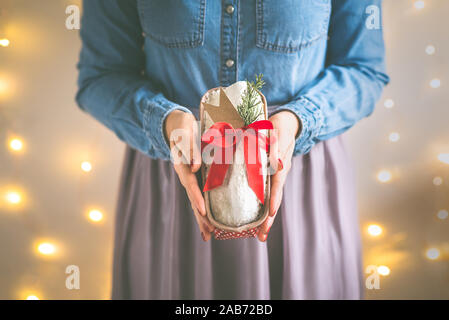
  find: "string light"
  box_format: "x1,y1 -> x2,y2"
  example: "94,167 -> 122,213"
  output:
37,242 -> 56,256
425,45 -> 435,55
414,1 -> 425,10
430,79 -> 441,89
384,99 -> 394,109
367,224 -> 383,237
377,265 -> 390,276
437,153 -> 449,165
433,176 -> 443,186
377,170 -> 392,183
88,209 -> 104,222
389,132 -> 400,143
437,210 -> 448,220
81,161 -> 92,173
426,248 -> 440,260
0,39 -> 9,47
8,138 -> 24,152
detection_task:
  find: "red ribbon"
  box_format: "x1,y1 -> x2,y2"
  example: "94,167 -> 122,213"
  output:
201,120 -> 273,204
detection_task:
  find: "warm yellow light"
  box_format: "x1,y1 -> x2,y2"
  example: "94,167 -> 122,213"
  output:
425,45 -> 435,55
26,295 -> 39,300
384,99 -> 394,109
377,170 -> 392,183
388,132 -> 400,142
426,248 -> 440,260
81,161 -> 92,172
9,138 -> 24,151
367,224 -> 383,237
0,77 -> 10,95
88,209 -> 104,222
377,265 -> 390,276
37,242 -> 56,256
5,191 -> 21,204
430,78 -> 441,89
414,1 -> 425,10
0,39 -> 9,47
437,210 -> 448,220
438,153 -> 449,165
433,176 -> 443,186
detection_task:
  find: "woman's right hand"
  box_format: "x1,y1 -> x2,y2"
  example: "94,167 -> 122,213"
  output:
164,110 -> 215,241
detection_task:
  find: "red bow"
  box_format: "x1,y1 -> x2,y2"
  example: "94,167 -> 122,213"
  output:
201,120 -> 273,204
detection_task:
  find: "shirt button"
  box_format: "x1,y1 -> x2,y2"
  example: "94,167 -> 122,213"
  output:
226,5 -> 235,15
225,59 -> 235,68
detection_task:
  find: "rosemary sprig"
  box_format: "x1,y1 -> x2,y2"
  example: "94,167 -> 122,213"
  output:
237,74 -> 265,126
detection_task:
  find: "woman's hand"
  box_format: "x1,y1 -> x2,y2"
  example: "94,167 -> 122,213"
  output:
257,111 -> 300,242
164,110 -> 215,241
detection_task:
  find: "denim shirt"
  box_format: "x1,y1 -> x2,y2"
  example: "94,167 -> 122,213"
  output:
76,0 -> 389,160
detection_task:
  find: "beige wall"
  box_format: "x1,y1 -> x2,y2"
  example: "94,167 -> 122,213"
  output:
0,0 -> 448,299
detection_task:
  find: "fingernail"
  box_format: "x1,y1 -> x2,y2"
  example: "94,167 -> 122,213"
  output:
201,232 -> 206,242
278,158 -> 283,171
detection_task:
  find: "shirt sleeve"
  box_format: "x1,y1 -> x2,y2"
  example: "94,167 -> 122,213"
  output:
273,0 -> 390,155
76,0 -> 191,160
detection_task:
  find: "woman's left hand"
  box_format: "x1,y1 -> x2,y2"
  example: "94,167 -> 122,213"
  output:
257,110 -> 300,242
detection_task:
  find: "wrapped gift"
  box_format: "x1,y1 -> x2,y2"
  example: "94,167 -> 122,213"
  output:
200,77 -> 272,240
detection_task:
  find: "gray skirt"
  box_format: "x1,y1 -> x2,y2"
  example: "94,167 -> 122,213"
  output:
111,123 -> 363,299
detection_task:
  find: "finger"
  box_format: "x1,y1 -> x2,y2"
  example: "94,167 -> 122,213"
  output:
269,170 -> 286,216
199,213 -> 215,233
176,163 -> 206,216
257,213 -> 276,238
190,120 -> 202,173
173,129 -> 194,166
192,208 -> 212,241
268,128 -> 280,174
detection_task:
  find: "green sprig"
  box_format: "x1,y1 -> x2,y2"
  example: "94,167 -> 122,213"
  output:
237,74 -> 265,126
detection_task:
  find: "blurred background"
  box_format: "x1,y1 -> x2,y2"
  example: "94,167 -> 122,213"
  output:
0,0 -> 448,300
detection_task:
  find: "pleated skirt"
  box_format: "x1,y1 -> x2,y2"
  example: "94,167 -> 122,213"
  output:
111,126 -> 363,299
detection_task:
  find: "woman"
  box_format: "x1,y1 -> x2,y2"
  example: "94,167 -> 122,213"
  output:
76,0 -> 389,299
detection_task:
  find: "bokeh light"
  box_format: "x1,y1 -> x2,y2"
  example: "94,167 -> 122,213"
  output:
437,210 -> 448,220
437,153 -> 449,165
426,248 -> 440,260
425,45 -> 435,55
88,209 -> 104,223
0,39 -> 10,47
433,176 -> 443,186
377,265 -> 390,276
0,76 -> 11,97
8,138 -> 24,152
430,78 -> 441,89
367,224 -> 383,237
81,161 -> 92,173
5,191 -> 22,205
377,170 -> 392,183
389,132 -> 400,143
37,242 -> 56,256
414,1 -> 425,10
384,99 -> 395,109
